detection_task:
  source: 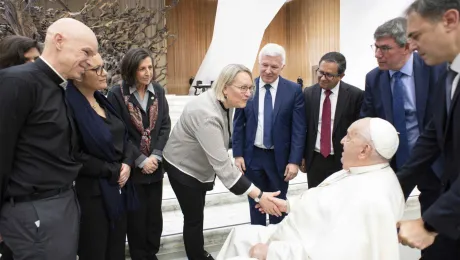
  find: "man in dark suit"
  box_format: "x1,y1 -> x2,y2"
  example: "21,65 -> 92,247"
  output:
360,17 -> 447,259
233,43 -> 306,226
0,18 -> 98,259
396,1 -> 460,258
301,52 -> 363,188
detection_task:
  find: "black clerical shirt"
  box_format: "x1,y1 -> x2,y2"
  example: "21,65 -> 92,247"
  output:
0,58 -> 81,201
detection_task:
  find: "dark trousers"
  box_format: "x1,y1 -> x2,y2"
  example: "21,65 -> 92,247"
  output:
0,188 -> 80,260
169,175 -> 208,260
0,242 -> 12,260
245,147 -> 288,226
307,152 -> 341,188
417,172 -> 460,260
127,181 -> 163,260
78,195 -> 127,260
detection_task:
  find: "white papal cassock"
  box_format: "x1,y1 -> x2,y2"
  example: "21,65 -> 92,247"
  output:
217,163 -> 405,260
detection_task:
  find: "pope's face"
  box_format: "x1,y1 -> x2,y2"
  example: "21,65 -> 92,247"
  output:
340,121 -> 369,170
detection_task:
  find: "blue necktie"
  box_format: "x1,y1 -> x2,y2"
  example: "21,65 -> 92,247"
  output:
446,68 -> 457,115
392,71 -> 409,170
263,84 -> 273,148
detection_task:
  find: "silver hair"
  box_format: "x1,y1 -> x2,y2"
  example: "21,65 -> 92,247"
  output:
374,17 -> 408,47
212,64 -> 252,102
258,43 -> 286,65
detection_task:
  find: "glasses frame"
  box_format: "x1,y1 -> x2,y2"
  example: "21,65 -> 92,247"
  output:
370,44 -> 394,54
86,65 -> 105,76
316,68 -> 340,80
231,84 -> 254,94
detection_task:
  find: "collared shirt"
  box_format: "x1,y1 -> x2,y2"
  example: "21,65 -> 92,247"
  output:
40,56 -> 67,88
129,83 -> 155,112
315,81 -> 340,154
449,53 -> 460,99
254,77 -> 279,149
0,58 -> 81,198
129,83 -> 162,166
389,53 -> 419,152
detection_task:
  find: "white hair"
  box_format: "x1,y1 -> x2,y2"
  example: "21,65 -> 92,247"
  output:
258,43 -> 286,65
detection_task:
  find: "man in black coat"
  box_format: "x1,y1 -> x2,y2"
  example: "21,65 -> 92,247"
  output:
302,52 -> 363,187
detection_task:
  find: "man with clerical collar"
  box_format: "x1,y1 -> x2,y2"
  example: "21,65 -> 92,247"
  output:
217,118 -> 405,260
0,18 -> 98,259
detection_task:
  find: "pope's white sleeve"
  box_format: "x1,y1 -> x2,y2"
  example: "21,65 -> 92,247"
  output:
266,241 -> 309,260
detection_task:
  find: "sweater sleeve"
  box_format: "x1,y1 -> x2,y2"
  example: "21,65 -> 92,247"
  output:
195,118 -> 251,195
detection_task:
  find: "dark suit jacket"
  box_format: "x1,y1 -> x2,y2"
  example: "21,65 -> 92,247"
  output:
107,82 -> 171,184
303,81 -> 363,172
233,76 -> 306,174
398,69 -> 460,240
360,52 -> 445,171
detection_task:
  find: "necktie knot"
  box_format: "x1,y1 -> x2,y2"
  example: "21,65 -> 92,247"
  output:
324,89 -> 332,96
393,71 -> 403,79
264,84 -> 271,91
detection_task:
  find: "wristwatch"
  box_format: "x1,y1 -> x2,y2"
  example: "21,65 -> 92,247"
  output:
254,191 -> 264,203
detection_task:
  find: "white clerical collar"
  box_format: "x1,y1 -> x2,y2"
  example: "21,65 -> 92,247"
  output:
259,77 -> 279,92
40,56 -> 67,88
348,163 -> 390,175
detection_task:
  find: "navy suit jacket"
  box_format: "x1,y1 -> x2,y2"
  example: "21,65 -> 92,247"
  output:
360,52 -> 445,171
232,76 -> 306,174
398,69 -> 460,240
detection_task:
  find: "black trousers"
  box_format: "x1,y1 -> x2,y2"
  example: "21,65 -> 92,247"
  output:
78,195 -> 127,260
127,181 -> 163,260
169,175 -> 208,260
307,152 -> 342,188
0,188 -> 80,260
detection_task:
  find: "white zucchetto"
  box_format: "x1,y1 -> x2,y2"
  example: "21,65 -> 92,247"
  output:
369,118 -> 399,159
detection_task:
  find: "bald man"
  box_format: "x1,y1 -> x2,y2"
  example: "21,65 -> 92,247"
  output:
218,118 -> 405,260
0,18 -> 98,259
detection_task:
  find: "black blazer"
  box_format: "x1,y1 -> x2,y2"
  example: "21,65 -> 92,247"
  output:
303,81 -> 363,172
398,70 -> 460,240
107,82 -> 171,184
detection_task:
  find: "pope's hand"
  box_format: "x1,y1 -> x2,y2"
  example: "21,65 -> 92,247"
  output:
256,196 -> 288,214
397,218 -> 437,250
258,191 -> 282,217
249,243 -> 268,260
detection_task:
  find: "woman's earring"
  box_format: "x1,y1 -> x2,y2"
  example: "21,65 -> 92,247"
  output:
224,94 -> 228,99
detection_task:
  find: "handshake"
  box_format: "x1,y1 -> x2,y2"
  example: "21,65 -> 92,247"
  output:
253,191 -> 289,217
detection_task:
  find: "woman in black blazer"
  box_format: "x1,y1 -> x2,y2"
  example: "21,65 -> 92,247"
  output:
66,53 -> 138,260
107,48 -> 171,260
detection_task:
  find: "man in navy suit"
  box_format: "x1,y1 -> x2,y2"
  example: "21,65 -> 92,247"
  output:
233,43 -> 306,226
360,17 -> 447,259
396,0 -> 460,258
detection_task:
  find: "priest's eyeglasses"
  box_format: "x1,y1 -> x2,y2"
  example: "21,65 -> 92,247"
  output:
316,68 -> 340,80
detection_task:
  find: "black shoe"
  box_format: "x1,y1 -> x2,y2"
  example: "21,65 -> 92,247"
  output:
204,250 -> 215,260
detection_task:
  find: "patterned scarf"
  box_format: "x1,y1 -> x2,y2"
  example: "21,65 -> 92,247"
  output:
120,84 -> 159,156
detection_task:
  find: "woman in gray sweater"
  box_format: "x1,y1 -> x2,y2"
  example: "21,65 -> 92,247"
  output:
163,64 -> 282,260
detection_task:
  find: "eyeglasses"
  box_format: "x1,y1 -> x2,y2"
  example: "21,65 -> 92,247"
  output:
232,84 -> 254,94
86,65 -> 105,76
316,68 -> 340,80
371,44 -> 394,54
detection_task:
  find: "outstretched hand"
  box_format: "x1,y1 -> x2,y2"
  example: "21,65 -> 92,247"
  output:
256,191 -> 284,217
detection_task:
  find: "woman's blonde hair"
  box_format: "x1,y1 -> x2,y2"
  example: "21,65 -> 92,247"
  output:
212,64 -> 253,101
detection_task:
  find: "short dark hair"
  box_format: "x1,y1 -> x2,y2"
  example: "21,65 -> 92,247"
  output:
0,35 -> 41,69
319,52 -> 347,75
406,0 -> 460,21
120,48 -> 154,86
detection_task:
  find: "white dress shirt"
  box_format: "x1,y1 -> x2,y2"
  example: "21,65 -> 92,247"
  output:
254,77 -> 279,149
314,82 -> 340,154
450,53 -> 460,99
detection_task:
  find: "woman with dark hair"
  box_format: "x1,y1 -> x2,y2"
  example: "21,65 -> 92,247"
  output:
66,53 -> 138,260
107,48 -> 171,260
0,35 -> 40,69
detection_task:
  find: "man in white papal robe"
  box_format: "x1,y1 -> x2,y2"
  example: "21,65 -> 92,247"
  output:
217,118 -> 406,260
